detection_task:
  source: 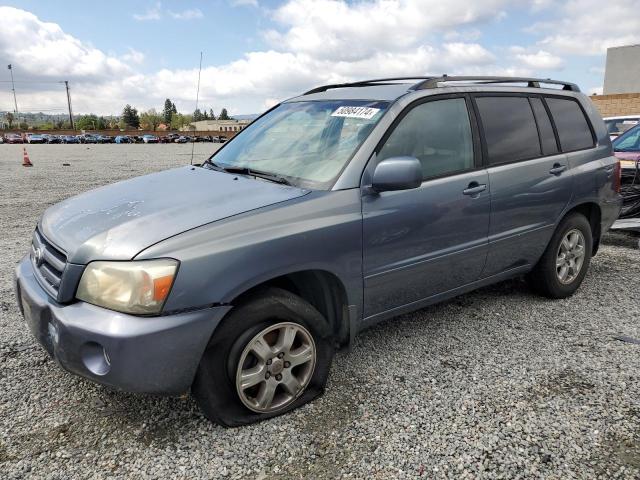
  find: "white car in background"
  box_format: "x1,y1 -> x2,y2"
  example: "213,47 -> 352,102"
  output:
604,115 -> 640,140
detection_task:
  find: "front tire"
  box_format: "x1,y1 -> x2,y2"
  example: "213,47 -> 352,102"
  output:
527,213 -> 593,298
192,287 -> 335,427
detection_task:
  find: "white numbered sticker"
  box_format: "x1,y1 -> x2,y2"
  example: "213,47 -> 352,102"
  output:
331,106 -> 380,120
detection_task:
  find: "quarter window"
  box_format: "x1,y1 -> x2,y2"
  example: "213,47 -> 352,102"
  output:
546,97 -> 594,152
377,98 -> 474,179
476,96 -> 541,165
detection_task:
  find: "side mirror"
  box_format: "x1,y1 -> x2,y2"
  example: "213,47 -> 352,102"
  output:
371,156 -> 422,192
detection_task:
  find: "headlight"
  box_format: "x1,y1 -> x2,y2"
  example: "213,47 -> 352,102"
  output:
76,259 -> 179,314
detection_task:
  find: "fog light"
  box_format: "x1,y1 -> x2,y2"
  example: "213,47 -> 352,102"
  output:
81,342 -> 111,376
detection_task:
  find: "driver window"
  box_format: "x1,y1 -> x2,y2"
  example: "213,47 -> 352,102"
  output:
377,98 -> 474,179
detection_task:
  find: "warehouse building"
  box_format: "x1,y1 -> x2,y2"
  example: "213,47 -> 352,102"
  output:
591,44 -> 640,117
185,119 -> 252,132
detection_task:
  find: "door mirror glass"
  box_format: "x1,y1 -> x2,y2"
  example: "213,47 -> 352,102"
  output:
371,156 -> 422,192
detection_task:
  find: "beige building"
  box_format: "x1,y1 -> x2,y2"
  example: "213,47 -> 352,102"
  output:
184,119 -> 252,132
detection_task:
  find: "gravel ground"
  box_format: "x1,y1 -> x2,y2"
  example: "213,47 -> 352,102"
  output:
1,144 -> 639,479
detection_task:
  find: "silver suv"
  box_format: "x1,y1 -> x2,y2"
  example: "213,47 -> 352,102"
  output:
15,76 -> 622,426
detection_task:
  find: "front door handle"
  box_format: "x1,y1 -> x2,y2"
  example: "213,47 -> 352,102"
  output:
463,182 -> 487,196
549,163 -> 567,175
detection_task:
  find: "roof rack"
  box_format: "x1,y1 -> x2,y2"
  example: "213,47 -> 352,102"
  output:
303,77 -> 435,95
411,75 -> 580,92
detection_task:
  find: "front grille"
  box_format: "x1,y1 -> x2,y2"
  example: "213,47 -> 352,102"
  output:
31,228 -> 67,299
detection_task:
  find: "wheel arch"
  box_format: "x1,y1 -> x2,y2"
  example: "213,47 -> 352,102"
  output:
561,202 -> 602,255
229,269 -> 352,347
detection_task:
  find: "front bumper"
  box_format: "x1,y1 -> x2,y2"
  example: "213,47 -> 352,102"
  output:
14,255 -> 231,394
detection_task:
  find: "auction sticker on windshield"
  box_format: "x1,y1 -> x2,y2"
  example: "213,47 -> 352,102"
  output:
331,106 -> 380,120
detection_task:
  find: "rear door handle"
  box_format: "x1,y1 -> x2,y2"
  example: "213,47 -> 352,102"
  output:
463,182 -> 487,196
549,163 -> 567,175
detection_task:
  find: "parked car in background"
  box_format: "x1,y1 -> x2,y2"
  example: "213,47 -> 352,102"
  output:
213,135 -> 227,143
61,135 -> 80,144
115,135 -> 133,144
613,123 -> 640,169
26,134 -> 47,144
175,135 -> 188,143
79,134 -> 98,144
142,134 -> 159,144
15,76 -> 621,427
160,133 -> 180,143
604,115 -> 640,140
0,135 -> 3,144
4,133 -> 23,143
96,135 -> 114,144
43,134 -> 62,144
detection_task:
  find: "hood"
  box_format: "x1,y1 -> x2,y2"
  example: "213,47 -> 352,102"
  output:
40,166 -> 309,264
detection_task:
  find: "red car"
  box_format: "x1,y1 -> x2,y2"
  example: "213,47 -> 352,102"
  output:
4,133 -> 24,144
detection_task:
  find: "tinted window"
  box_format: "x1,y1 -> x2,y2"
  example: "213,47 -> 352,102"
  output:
546,97 -> 594,152
378,98 -> 474,179
529,97 -> 559,155
476,96 -> 541,165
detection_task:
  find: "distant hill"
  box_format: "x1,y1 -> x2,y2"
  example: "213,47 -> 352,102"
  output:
233,114 -> 259,120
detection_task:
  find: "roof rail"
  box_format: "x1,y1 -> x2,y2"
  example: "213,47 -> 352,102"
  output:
303,77 -> 435,95
411,75 -> 580,92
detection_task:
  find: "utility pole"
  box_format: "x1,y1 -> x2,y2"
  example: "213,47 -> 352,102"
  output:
64,80 -> 75,130
7,64 -> 19,123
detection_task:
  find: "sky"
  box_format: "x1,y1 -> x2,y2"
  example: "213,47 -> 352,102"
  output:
0,0 -> 639,116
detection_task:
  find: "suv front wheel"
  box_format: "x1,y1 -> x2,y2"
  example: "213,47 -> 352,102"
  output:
527,212 -> 593,298
192,287 -> 335,427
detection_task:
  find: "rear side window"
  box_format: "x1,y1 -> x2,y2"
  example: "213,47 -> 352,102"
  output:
546,97 -> 594,152
475,96 -> 541,165
529,97 -> 559,156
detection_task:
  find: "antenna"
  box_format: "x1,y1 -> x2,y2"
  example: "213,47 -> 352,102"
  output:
191,51 -> 203,166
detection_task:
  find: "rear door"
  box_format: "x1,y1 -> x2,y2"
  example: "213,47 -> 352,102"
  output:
475,94 -> 577,277
362,95 -> 490,318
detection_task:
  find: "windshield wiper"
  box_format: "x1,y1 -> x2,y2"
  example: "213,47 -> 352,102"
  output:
204,161 -> 292,186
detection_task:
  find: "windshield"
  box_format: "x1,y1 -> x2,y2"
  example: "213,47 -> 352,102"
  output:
206,100 -> 389,188
605,118 -> 639,136
613,125 -> 640,152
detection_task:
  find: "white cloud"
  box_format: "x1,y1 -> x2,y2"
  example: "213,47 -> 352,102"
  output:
122,48 -> 145,65
515,49 -> 564,70
265,0 -> 511,62
534,0 -> 640,55
3,1 -> 625,116
133,2 -> 162,21
169,8 -> 204,20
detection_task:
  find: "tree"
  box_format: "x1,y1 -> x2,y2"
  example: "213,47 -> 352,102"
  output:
76,114 -> 100,130
193,108 -> 204,121
163,99 -> 176,125
218,108 -> 230,120
208,108 -> 215,120
6,112 -> 14,129
169,112 -> 193,130
122,104 -> 140,129
140,108 -> 162,131
203,110 -> 209,120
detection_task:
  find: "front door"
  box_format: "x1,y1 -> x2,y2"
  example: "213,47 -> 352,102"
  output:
362,96 -> 490,319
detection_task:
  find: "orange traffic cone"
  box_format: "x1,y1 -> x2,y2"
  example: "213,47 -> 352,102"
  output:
22,147 -> 33,167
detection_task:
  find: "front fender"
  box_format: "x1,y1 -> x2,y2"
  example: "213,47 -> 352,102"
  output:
136,189 -> 364,316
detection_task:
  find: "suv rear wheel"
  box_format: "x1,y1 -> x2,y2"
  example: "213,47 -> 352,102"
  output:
192,287 -> 335,427
527,213 -> 593,298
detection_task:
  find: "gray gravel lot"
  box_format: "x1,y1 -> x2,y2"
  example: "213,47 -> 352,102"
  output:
1,144 -> 639,479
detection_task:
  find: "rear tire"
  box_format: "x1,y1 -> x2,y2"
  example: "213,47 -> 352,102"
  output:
527,213 -> 593,298
192,287 -> 335,427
